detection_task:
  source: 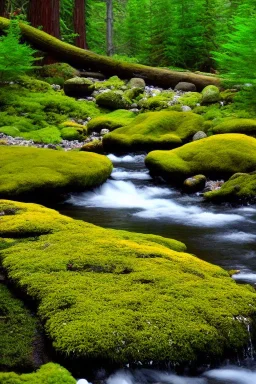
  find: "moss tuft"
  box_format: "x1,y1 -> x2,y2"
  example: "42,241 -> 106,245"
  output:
178,92 -> 202,108
145,134 -> 256,183
210,119 -> 256,136
94,75 -> 126,90
0,363 -> 76,383
39,63 -> 79,81
103,111 -> 204,152
0,201 -> 255,366
96,91 -> 131,110
87,109 -> 136,133
0,147 -> 112,200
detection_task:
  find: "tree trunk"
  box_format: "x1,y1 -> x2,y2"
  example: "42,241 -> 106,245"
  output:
0,17 -> 220,91
28,0 -> 60,38
106,0 -> 114,56
74,0 -> 88,49
0,0 -> 6,17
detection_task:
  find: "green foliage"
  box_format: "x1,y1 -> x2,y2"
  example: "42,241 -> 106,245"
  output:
0,20 -> 38,81
87,109 -> 136,133
145,134 -> 256,183
0,283 -> 37,370
204,172 -> 256,203
0,200 -> 255,366
0,363 -> 76,384
103,111 -> 204,152
0,147 -> 113,199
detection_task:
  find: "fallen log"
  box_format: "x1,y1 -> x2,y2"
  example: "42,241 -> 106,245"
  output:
0,17 -> 220,91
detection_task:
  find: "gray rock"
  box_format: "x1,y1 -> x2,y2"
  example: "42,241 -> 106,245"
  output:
183,174 -> 206,193
193,131 -> 207,141
100,129 -> 109,136
175,82 -> 197,92
128,78 -> 146,89
181,105 -> 192,112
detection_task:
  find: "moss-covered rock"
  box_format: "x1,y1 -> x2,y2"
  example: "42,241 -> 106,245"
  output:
210,118 -> 256,136
64,77 -> 95,97
80,139 -> 104,154
138,95 -> 172,111
103,111 -> 204,152
145,134 -> 256,184
60,127 -> 81,141
0,363 -> 76,384
0,283 -> 38,371
0,147 -> 112,200
204,172 -> 256,203
39,63 -> 79,81
183,174 -> 206,193
87,110 -> 136,133
124,87 -> 144,102
94,76 -> 126,91
0,200 -> 256,367
128,77 -> 146,89
201,85 -> 220,104
96,91 -> 131,110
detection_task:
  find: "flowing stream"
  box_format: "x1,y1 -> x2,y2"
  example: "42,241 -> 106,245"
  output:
57,154 -> 256,383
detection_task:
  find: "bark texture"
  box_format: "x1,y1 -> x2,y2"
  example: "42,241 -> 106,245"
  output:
74,0 -> 88,49
28,0 -> 60,39
0,17 -> 220,90
0,0 -> 6,17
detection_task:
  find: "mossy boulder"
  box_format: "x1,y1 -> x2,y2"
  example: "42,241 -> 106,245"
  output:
201,85 -> 220,104
128,77 -> 146,89
204,172 -> 256,203
80,139 -> 104,154
103,111 -> 204,152
39,63 -> 79,81
124,87 -> 144,102
87,109 -> 136,133
0,147 -> 112,200
0,363 -> 76,384
96,91 -> 131,110
0,200 -> 256,367
138,95 -> 171,111
94,75 -> 126,91
0,283 -> 38,371
64,77 -> 95,97
145,134 -> 256,184
210,119 -> 256,136
60,127 -> 82,141
183,174 -> 206,193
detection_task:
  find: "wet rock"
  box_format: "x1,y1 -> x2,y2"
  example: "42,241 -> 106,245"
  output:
64,77 -> 95,97
204,179 -> 224,192
100,129 -> 109,136
175,82 -> 197,92
183,174 -> 206,193
193,131 -> 207,141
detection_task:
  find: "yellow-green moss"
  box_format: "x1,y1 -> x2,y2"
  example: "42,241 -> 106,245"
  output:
138,93 -> 175,111
94,75 -> 126,90
210,119 -> 256,135
0,147 -> 112,199
178,92 -> 202,108
103,111 -> 204,152
145,134 -> 256,183
0,283 -> 38,371
204,172 -> 256,203
96,91 -> 131,110
0,200 -> 255,366
87,109 -> 136,133
0,363 -> 76,384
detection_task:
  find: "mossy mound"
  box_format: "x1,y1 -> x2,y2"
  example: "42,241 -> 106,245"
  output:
204,172 -> 256,203
39,63 -> 79,82
201,85 -> 220,104
64,77 -> 95,97
0,283 -> 38,371
138,95 -> 173,111
96,91 -> 131,110
103,111 -> 204,152
87,109 -> 136,133
0,82 -> 101,143
0,363 -> 76,384
177,92 -> 202,108
0,147 -> 112,200
94,75 -> 126,90
145,134 -> 256,183
0,200 -> 256,367
80,139 -> 104,154
210,119 -> 256,136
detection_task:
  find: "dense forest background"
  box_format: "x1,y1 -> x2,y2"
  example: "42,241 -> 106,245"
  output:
0,0 -> 255,73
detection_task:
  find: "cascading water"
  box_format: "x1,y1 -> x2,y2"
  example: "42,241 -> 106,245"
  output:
59,154 -> 256,384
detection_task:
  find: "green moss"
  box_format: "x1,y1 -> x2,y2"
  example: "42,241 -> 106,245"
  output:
0,363 -> 76,384
124,87 -> 144,101
22,126 -> 62,144
103,111 -> 204,152
96,91 -> 131,110
61,127 -> 82,141
204,172 -> 256,203
39,63 -> 79,81
178,92 -> 202,108
81,139 -> 104,154
138,95 -> 171,111
0,200 -> 255,366
94,75 -> 126,90
145,134 -> 256,183
87,109 -> 136,133
201,85 -> 220,104
210,119 -> 256,136
0,283 -> 37,371
18,75 -> 52,93
0,147 -> 112,199
0,125 -> 20,137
